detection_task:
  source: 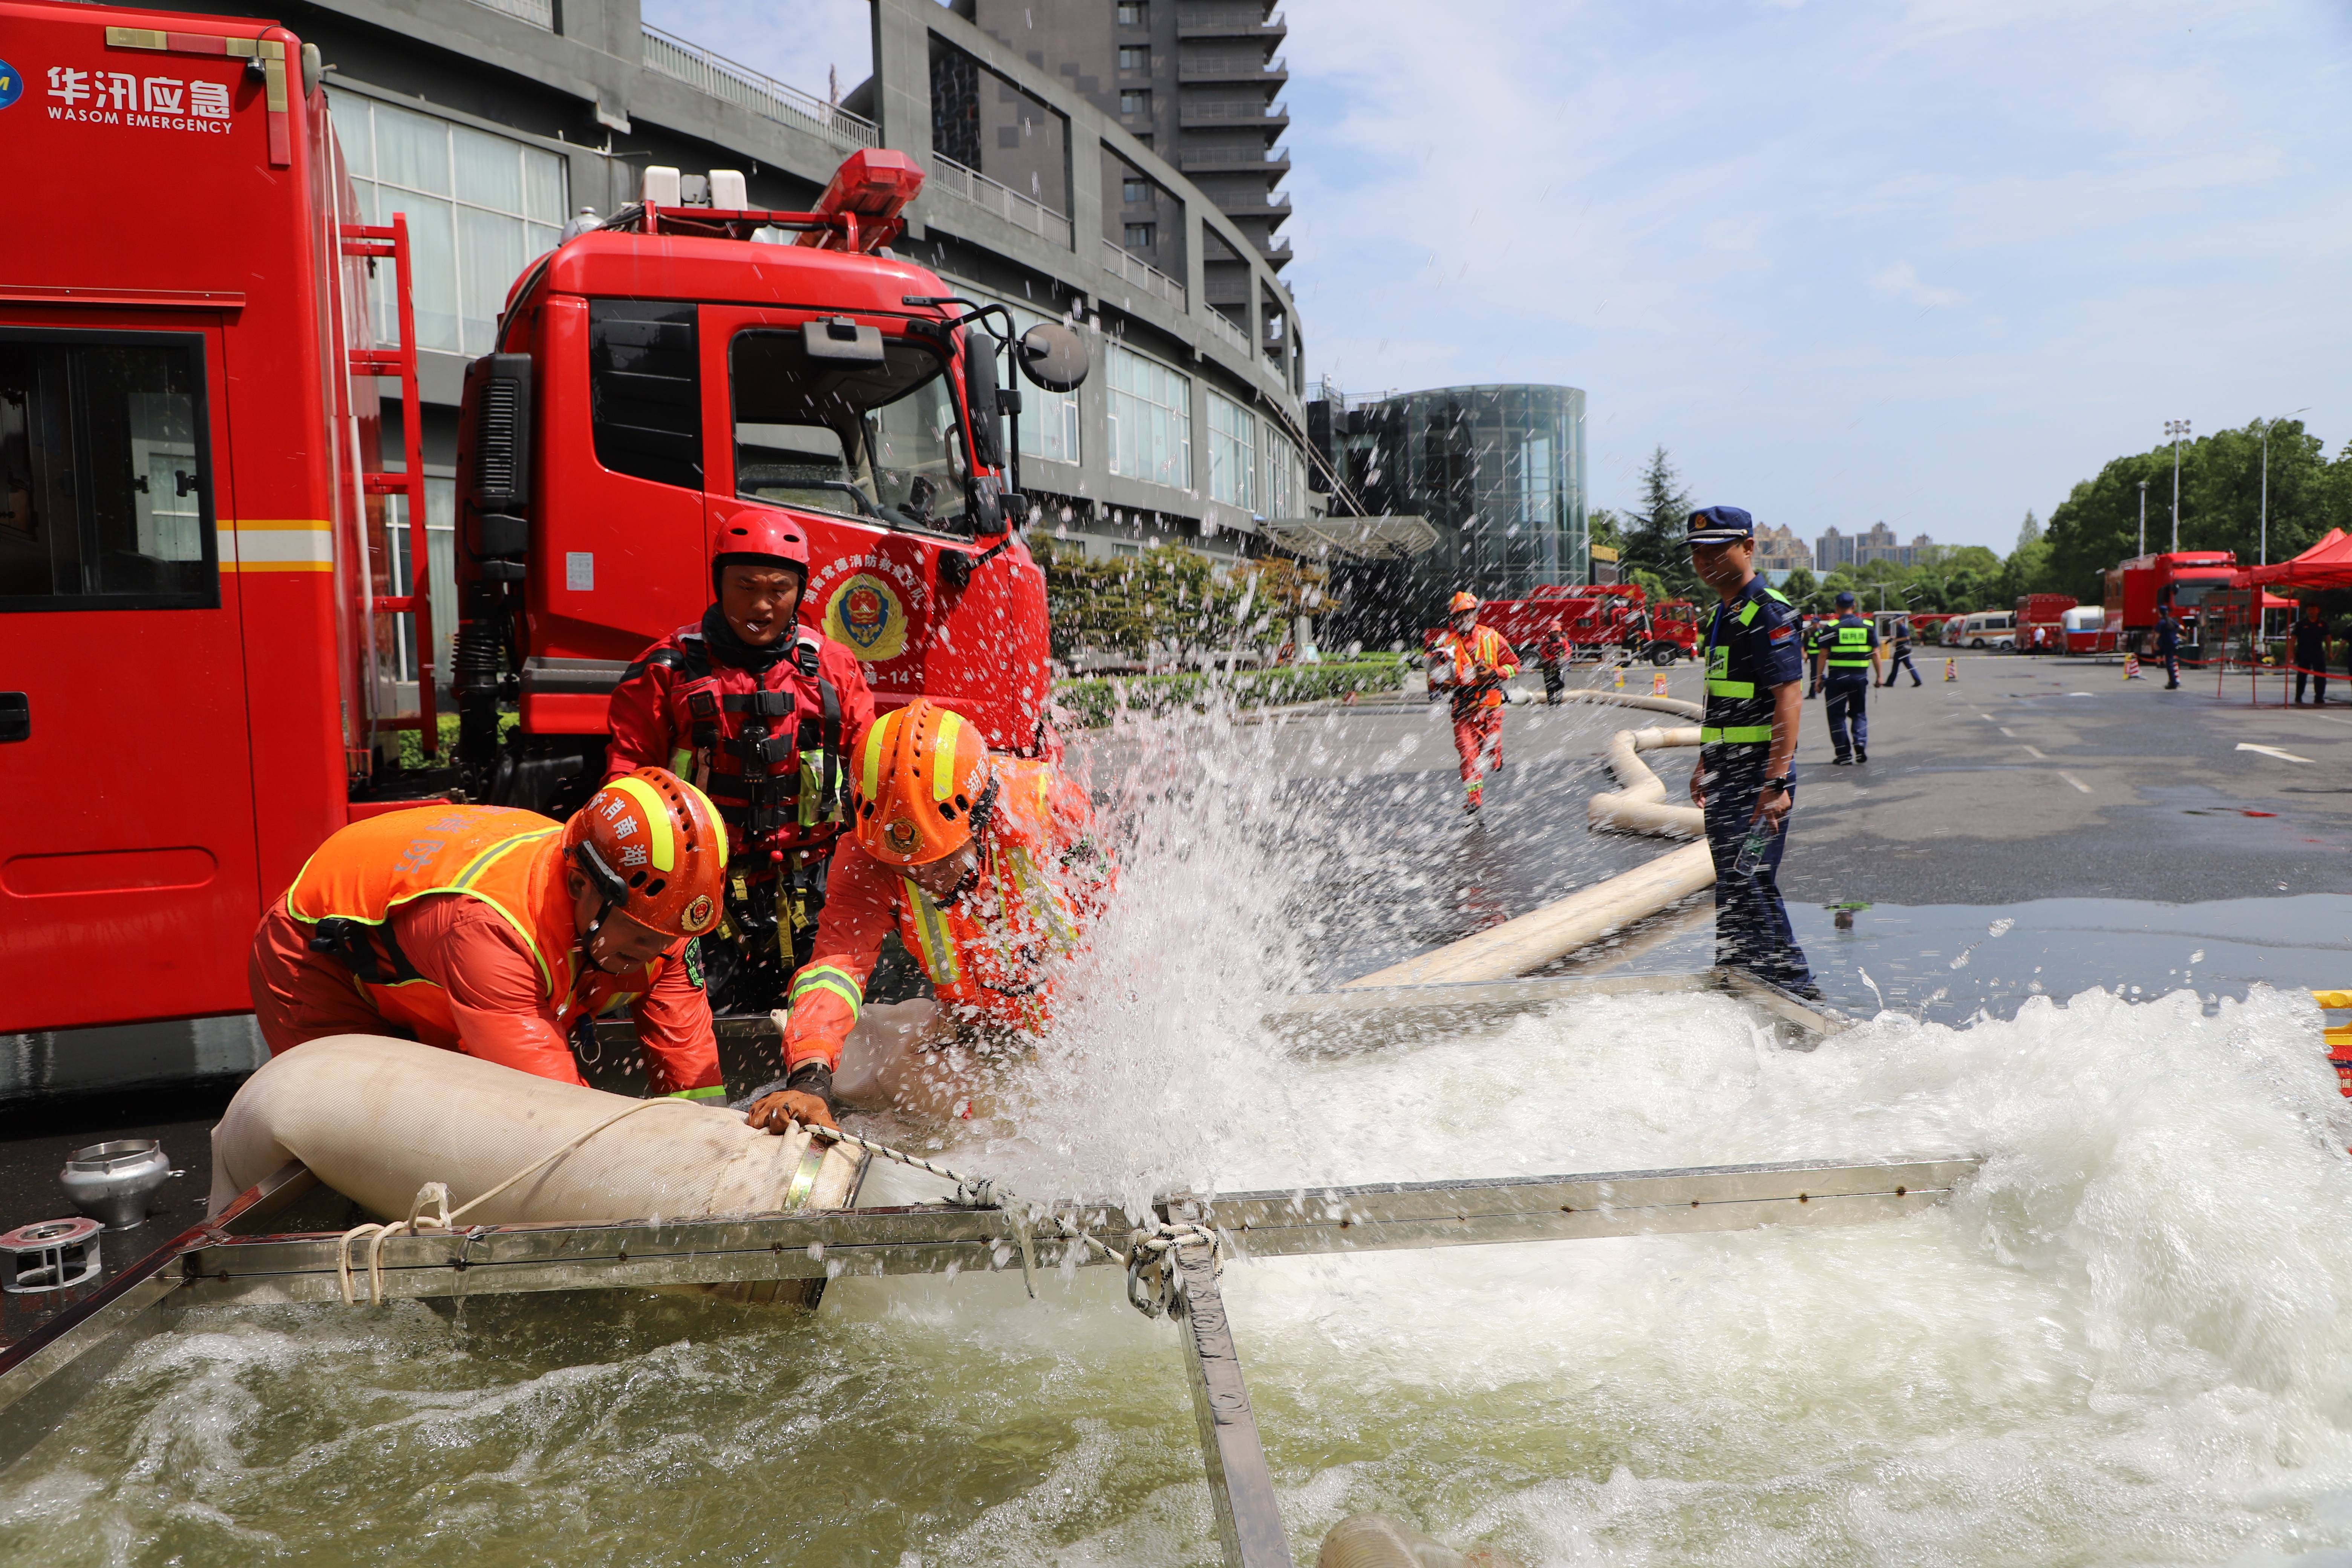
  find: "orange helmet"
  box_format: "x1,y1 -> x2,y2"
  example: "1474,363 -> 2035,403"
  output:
1449,591 -> 1478,614
852,699 -> 994,867
563,767 -> 729,939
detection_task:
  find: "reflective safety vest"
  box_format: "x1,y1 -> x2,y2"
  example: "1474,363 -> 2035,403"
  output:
1701,583 -> 1797,747
1825,617 -> 1874,672
889,760 -> 1092,1031
283,805 -> 677,1049
1433,624 -> 1517,711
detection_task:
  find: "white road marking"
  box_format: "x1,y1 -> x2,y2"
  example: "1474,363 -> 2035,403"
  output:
2236,743 -> 2315,764
2305,714 -> 2352,729
2056,771 -> 2093,793
1998,727 -> 2017,737
2022,745 -> 2046,759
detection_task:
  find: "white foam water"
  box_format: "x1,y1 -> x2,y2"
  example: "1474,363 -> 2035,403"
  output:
8,710 -> 2352,1565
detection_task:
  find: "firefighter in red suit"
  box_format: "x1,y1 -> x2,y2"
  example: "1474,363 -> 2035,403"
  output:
604,509 -> 876,1019
1430,590 -> 1520,813
248,769 -> 731,1098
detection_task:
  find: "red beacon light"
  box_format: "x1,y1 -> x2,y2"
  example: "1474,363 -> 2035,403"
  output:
630,150 -> 922,254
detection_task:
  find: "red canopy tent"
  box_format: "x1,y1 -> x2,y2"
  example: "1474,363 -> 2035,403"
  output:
2232,529 -> 2352,591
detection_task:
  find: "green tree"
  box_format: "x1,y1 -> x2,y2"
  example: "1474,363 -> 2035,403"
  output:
2040,419 -> 2346,598
2016,509 -> 2042,551
1588,506 -> 1625,552
1779,564 -> 1819,608
1622,447 -> 1696,593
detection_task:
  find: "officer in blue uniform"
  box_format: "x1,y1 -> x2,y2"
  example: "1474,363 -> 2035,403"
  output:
1685,506 -> 1814,995
1815,591 -> 1883,764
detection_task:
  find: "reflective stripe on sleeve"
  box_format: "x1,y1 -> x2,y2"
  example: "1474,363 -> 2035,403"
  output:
790,961 -> 865,1023
666,1085 -> 728,1101
901,880 -> 961,986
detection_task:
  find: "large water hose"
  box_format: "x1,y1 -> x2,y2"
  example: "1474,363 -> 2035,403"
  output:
1317,1514 -> 1522,1568
1346,722 -> 1713,987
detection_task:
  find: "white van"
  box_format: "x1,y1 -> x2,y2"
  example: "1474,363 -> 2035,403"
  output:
1954,611 -> 2016,650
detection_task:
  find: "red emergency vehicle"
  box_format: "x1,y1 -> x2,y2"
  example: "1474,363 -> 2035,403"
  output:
2103,551 -> 2237,657
2014,593 -> 2077,654
1466,583 -> 1695,665
0,0 -> 1073,1035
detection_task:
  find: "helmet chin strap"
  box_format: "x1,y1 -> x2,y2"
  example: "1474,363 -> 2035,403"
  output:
570,844 -> 634,975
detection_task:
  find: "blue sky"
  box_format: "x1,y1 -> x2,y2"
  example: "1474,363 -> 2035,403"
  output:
643,1 -> 2351,553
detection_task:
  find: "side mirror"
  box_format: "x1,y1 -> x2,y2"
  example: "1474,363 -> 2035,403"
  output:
964,335 -> 1004,468
1015,322 -> 1088,392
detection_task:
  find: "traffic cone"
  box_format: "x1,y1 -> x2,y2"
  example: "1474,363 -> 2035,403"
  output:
1613,666 -> 1625,691
2124,653 -> 2140,680
1652,671 -> 1668,696
1943,658 -> 1956,682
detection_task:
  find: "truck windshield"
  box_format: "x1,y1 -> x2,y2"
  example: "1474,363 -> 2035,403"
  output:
730,329 -> 971,533
2170,579 -> 2221,608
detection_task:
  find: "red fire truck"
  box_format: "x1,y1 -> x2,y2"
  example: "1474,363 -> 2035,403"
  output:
0,0 -> 1076,1035
2103,551 -> 2239,657
1465,583 -> 1697,665
2014,593 -> 2077,654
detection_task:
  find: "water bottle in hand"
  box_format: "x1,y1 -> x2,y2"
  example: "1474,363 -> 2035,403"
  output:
1732,821 -> 1775,879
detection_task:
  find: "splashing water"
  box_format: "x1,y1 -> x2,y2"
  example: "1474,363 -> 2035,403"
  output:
8,710 -> 2352,1566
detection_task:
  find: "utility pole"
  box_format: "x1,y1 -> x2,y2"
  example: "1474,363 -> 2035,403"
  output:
2137,480 -> 2147,556
2164,419 -> 2191,553
2260,407 -> 2313,567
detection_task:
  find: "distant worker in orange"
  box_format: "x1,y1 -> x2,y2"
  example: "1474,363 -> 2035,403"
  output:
1430,590 -> 1520,813
743,699 -> 1107,1131
248,769 -> 731,1099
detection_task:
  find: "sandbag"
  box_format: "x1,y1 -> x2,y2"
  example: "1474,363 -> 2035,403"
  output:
208,1034 -> 862,1224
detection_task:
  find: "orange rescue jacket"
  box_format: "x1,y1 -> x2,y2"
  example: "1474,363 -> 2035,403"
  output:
783,761 -> 1108,1070
282,805 -> 715,1085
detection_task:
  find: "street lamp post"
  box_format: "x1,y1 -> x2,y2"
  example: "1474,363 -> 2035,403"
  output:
2164,419 -> 2191,553
2259,407 -> 2313,568
2137,479 -> 2147,557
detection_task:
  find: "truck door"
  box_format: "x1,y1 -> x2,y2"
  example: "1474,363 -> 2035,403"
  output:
0,325 -> 260,1031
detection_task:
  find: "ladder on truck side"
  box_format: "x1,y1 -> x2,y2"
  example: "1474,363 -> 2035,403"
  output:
338,213 -> 438,762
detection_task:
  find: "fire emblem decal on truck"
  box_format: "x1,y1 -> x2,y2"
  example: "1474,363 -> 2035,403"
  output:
815,562 -> 918,664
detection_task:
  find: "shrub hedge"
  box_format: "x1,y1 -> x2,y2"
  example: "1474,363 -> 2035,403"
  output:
1052,657 -> 1408,730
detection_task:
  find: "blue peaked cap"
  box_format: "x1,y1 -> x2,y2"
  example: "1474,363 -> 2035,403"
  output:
1835,591 -> 1857,607
1686,505 -> 1754,544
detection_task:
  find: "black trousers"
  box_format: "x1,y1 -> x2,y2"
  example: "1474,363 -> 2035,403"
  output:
1882,650 -> 1920,686
1700,755 -> 1810,991
1539,661 -> 1564,703
2297,665 -> 2328,703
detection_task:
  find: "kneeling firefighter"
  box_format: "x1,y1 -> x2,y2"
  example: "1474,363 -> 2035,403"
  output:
743,699 -> 1109,1132
248,769 -> 731,1096
604,510 -> 877,1018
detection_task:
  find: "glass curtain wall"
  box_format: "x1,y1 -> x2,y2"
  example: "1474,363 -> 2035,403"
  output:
327,90 -> 566,355
1106,342 -> 1191,491
1207,389 -> 1255,511
1002,304 -> 1082,467
1262,425 -> 1300,521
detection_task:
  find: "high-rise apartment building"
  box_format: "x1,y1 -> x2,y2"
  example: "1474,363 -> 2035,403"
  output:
957,0 -> 1293,365
1816,522 -> 1938,571
1753,525 -> 1811,577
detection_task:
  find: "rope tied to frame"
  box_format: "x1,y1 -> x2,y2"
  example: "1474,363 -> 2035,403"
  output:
1058,1217 -> 1222,1319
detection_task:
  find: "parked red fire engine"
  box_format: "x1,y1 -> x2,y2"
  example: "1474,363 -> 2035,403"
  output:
0,0 -> 1079,1035
2103,551 -> 2238,658
1464,583 -> 1698,666
2014,593 -> 2077,654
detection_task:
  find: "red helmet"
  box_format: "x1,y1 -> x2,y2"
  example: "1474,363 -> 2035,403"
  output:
563,767 -> 729,939
709,506 -> 812,597
852,699 -> 995,867
1449,591 -> 1478,615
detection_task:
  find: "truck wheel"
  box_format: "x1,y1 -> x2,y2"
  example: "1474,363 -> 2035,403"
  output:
1648,644 -> 1677,667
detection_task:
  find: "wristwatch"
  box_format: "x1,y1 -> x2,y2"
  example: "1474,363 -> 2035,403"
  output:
1762,775 -> 1794,793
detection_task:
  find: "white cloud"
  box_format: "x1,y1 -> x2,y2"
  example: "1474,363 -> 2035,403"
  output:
1868,262 -> 1963,309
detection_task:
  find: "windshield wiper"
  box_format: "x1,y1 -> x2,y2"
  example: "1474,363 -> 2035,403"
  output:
736,472 -> 887,522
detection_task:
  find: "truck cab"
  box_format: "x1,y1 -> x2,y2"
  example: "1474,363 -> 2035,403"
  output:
450,160 -> 1074,815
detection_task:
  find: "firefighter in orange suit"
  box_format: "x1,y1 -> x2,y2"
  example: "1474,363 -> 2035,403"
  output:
247,769 -> 732,1098
741,699 -> 1107,1131
604,508 -> 876,1017
1430,590 -> 1520,813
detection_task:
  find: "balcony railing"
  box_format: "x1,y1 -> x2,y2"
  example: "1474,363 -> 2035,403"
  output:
465,0 -> 552,31
1182,97 -> 1288,125
1179,142 -> 1290,170
642,25 -> 879,149
1101,238 -> 1187,310
1205,307 -> 1249,354
1177,7 -> 1286,37
1180,52 -> 1287,81
932,155 -> 1076,249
